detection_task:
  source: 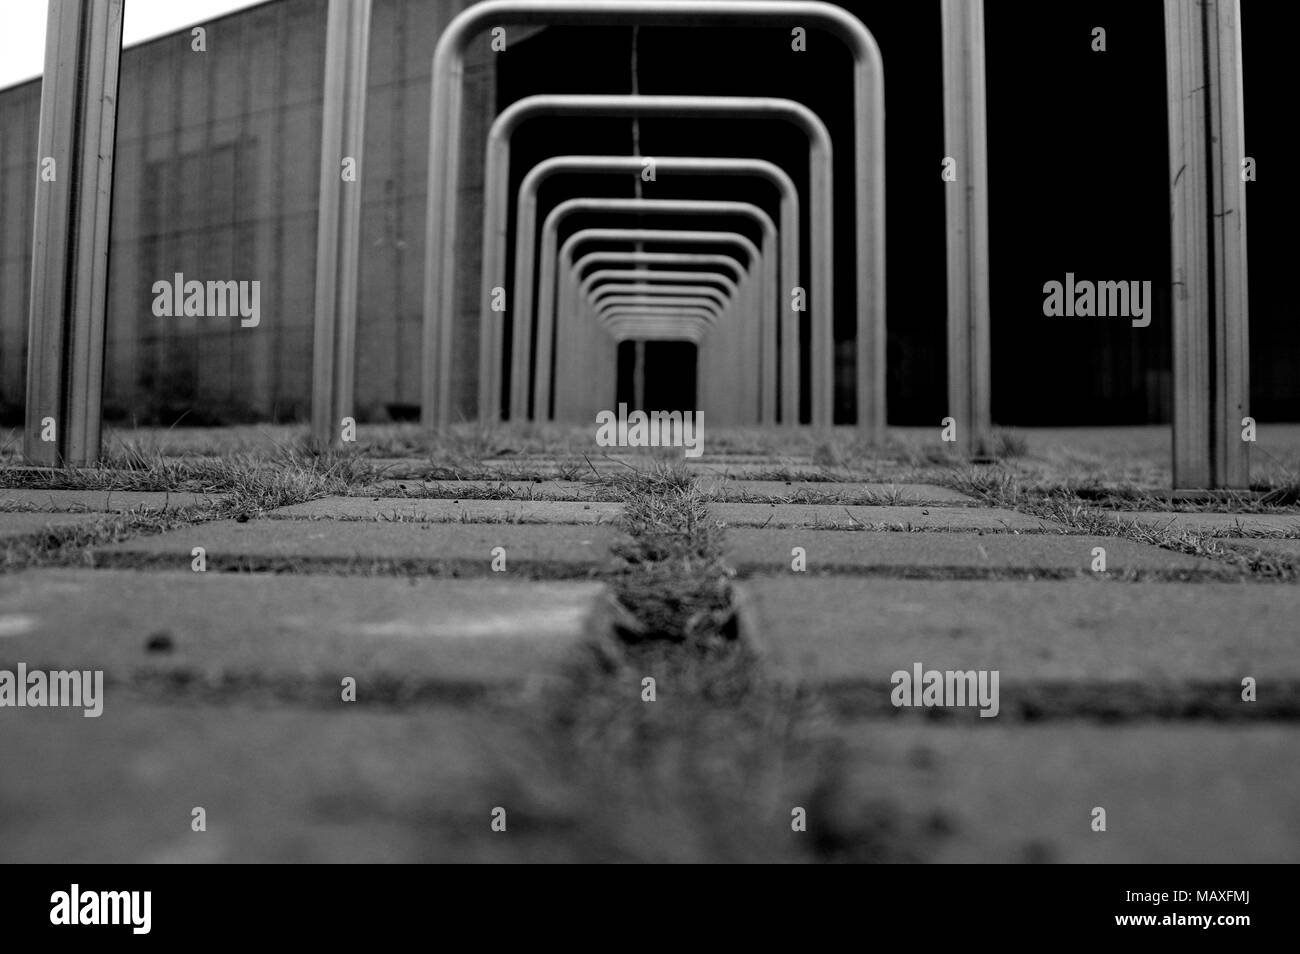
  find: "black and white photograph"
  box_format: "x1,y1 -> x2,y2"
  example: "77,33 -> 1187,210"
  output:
0,0 -> 1290,903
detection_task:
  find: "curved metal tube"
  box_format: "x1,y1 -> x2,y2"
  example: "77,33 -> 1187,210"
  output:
555,227 -> 769,423
574,251 -> 749,288
605,314 -> 711,343
508,156 -> 797,425
554,227 -> 771,424
425,0 -> 884,436
597,294 -> 724,314
537,199 -> 779,424
581,270 -> 741,301
590,285 -> 731,312
480,93 -> 835,424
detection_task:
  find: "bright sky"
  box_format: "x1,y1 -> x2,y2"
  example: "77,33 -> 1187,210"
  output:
0,0 -> 271,91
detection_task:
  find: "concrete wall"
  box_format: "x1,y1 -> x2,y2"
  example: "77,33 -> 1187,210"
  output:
0,0 -> 489,425
0,80 -> 40,422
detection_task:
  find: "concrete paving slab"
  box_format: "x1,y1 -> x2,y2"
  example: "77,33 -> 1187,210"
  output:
0,511 -> 105,542
692,458 -> 818,467
711,503 -> 1056,532
267,497 -> 621,524
725,529 -> 1219,575
369,456 -> 883,480
366,458 -> 566,479
471,457 -> 853,479
1103,509 -> 1300,534
370,457 -> 628,478
479,455 -> 682,473
366,479 -> 617,501
0,570 -> 613,689
362,478 -> 973,506
821,722 -> 1300,863
738,576 -> 1300,685
0,699 -> 583,863
482,454 -> 816,467
95,520 -> 618,573
0,489 -> 218,512
1222,537 -> 1300,560
365,458 -> 446,477
689,462 -> 855,479
696,479 -> 974,504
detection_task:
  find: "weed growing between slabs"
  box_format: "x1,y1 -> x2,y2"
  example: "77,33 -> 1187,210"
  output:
607,466 -> 733,645
947,467 -> 1300,581
0,448 -> 370,573
498,464 -> 938,862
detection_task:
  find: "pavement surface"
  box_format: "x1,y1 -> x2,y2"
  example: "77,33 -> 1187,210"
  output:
2,448 -> 1296,863
710,502 -> 1059,531
270,497 -> 621,524
0,511 -> 106,541
0,570 -> 612,690
725,529 -> 1221,575
1,489 -> 220,512
1102,510 -> 1300,534
738,576 -> 1300,686
94,520 -> 619,574
1223,537 -> 1300,559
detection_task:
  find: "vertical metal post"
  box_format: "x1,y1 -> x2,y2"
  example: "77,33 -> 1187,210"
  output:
1165,0 -> 1250,489
24,0 -> 124,466
632,340 -> 646,410
940,0 -> 991,457
311,0 -> 372,449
